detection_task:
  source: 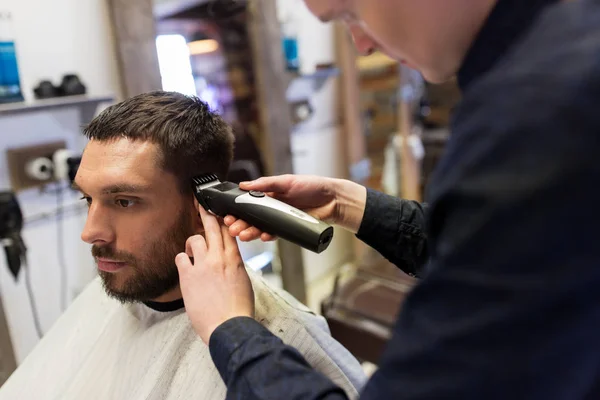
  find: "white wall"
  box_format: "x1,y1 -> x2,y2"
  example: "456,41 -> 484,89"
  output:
277,0 -> 355,282
276,0 -> 336,75
0,0 -> 121,364
0,109 -> 104,365
291,125 -> 355,284
4,0 -> 121,101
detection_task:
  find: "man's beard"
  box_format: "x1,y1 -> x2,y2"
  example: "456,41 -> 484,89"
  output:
92,210 -> 194,304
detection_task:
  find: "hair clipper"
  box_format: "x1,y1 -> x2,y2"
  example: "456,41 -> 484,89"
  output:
192,174 -> 334,254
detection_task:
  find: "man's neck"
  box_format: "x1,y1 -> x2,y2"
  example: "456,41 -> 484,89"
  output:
151,285 -> 183,303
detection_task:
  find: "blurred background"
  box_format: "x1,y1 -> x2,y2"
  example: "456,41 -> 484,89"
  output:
0,0 -> 460,384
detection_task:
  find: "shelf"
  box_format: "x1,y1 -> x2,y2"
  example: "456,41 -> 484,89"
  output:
359,74 -> 399,92
285,67 -> 340,102
154,0 -> 209,20
0,95 -> 114,123
153,0 -> 245,20
287,67 -> 340,80
286,67 -> 340,86
357,52 -> 398,75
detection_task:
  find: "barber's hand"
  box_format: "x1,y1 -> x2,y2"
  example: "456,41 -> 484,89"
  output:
175,204 -> 254,345
224,174 -> 367,242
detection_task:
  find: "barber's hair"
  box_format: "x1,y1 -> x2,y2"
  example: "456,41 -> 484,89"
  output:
83,91 -> 234,193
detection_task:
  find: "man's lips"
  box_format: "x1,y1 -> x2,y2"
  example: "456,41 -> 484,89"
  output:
96,257 -> 127,273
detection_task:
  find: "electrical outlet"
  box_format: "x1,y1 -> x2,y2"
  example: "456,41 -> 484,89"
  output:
6,141 -> 67,192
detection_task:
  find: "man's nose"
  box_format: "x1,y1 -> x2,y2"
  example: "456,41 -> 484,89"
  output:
348,25 -> 377,56
80,204 -> 115,245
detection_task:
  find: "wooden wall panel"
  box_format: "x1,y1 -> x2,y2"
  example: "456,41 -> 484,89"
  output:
108,0 -> 163,99
398,65 -> 422,202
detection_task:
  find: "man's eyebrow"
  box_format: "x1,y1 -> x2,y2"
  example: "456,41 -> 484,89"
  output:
100,184 -> 151,194
71,181 -> 151,194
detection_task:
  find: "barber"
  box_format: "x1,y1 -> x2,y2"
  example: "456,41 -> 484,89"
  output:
175,0 -> 600,398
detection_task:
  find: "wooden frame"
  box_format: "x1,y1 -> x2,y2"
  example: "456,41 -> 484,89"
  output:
335,24 -> 369,263
108,0 -> 163,99
398,65 -> 422,202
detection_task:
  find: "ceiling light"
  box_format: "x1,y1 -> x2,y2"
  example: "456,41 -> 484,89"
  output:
188,32 -> 219,55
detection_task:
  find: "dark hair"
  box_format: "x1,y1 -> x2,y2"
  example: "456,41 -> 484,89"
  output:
83,91 -> 234,192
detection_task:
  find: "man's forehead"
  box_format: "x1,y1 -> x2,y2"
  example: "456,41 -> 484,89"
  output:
82,138 -> 161,168
76,138 -> 162,191
84,137 -> 158,159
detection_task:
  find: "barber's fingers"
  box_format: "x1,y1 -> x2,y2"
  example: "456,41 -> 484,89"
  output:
221,223 -> 234,248
238,227 -> 264,242
198,205 -> 224,251
225,217 -> 277,242
221,224 -> 242,262
175,252 -> 193,270
226,218 -> 248,235
238,227 -> 260,241
183,235 -> 207,263
261,232 -> 276,242
239,226 -> 276,242
227,219 -> 260,240
224,215 -> 237,226
240,175 -> 293,193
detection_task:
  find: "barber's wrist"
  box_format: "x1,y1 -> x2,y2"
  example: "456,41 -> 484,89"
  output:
209,316 -> 257,348
208,316 -> 271,380
333,179 -> 367,234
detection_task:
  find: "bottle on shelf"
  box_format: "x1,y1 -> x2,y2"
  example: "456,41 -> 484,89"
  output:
280,13 -> 299,72
0,11 -> 24,104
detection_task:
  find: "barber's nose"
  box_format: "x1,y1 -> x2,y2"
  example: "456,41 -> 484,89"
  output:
348,25 -> 376,56
81,204 -> 115,245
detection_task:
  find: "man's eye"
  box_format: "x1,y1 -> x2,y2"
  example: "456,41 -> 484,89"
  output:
80,196 -> 92,206
116,199 -> 136,208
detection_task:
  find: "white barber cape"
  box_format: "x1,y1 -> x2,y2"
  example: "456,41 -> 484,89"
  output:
0,270 -> 367,399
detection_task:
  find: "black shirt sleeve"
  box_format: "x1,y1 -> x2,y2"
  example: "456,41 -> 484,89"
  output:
209,317 -> 349,400
355,189 -> 429,277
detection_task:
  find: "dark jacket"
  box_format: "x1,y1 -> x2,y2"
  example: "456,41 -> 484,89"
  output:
209,0 -> 600,398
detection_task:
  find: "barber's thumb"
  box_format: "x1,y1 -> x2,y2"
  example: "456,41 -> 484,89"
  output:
239,180 -> 256,190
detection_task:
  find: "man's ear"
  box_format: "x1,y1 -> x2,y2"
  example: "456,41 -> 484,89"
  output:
194,216 -> 205,235
188,196 -> 204,234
